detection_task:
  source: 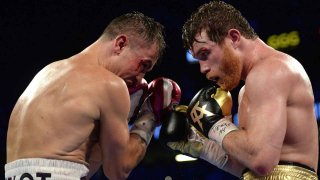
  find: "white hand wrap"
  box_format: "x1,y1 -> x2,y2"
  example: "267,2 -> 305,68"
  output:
208,116 -> 238,146
200,139 -> 229,169
130,100 -> 156,145
166,125 -> 229,169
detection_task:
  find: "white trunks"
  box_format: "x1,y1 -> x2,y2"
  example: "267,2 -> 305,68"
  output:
5,158 -> 89,180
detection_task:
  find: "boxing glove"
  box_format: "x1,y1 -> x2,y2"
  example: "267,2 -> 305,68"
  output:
159,105 -> 190,147
128,78 -> 149,123
130,77 -> 181,145
159,105 -> 229,169
187,85 -> 238,146
148,77 -> 181,124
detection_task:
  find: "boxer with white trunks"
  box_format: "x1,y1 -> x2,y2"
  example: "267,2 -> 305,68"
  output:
6,12 -> 169,180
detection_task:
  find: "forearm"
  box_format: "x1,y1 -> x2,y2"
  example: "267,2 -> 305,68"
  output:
86,143 -> 102,179
200,138 -> 245,177
222,131 -> 256,170
102,134 -> 147,180
222,131 -> 249,159
126,133 -> 148,169
113,134 -> 147,178
107,107 -> 155,178
221,155 -> 246,177
222,130 -> 278,176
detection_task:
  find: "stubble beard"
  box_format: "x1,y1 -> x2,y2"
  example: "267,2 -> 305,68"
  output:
219,45 -> 241,91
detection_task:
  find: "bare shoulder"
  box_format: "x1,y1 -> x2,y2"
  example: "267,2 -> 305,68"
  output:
100,71 -> 129,100
245,52 -> 299,99
47,59 -> 130,111
250,53 -> 285,77
46,58 -> 130,116
84,67 -> 129,102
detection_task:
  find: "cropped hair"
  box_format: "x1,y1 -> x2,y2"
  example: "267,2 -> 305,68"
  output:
103,12 -> 166,59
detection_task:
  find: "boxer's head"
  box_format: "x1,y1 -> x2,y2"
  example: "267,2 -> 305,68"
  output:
188,30 -> 241,91
100,12 -> 166,87
102,11 -> 166,60
182,1 -> 257,49
182,1 -> 255,90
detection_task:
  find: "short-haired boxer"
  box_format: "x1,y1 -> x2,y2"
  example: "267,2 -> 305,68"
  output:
6,12 -> 170,180
165,1 -> 318,179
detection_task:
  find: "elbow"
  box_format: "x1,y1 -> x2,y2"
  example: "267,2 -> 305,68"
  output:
251,163 -> 274,176
249,153 -> 279,176
103,165 -> 131,180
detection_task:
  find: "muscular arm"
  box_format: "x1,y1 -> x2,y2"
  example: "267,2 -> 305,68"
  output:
87,136 -> 146,179
222,155 -> 246,177
87,143 -> 102,178
99,78 -> 147,180
222,62 -> 290,176
221,86 -> 246,177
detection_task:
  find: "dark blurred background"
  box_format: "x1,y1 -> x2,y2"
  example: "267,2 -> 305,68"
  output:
1,0 -> 320,179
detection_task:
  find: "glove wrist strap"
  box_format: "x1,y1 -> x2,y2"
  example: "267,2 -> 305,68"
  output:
208,117 -> 238,146
130,112 -> 156,145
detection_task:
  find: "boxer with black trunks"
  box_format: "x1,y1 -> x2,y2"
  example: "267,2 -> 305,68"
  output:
5,12 -> 179,180
160,1 -> 318,179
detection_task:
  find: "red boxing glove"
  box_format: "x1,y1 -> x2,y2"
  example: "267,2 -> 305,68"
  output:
128,78 -> 149,122
130,77 -> 181,144
148,77 -> 181,124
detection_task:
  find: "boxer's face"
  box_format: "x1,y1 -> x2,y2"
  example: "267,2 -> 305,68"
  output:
191,31 -> 241,90
120,40 -> 158,88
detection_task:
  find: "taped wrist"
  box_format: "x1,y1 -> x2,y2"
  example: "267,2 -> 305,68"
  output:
208,116 -> 238,146
130,112 -> 156,145
200,139 -> 229,169
166,125 -> 206,158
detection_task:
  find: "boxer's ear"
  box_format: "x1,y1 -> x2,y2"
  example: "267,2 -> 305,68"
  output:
114,34 -> 128,54
227,29 -> 241,49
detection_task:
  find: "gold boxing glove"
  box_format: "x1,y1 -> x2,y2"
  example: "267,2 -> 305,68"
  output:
167,123 -> 229,169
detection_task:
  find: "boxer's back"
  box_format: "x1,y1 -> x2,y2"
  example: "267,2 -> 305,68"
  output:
7,58 -> 102,165
281,57 -> 318,171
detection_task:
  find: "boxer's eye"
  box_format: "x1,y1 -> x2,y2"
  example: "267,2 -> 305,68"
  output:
197,50 -> 210,61
139,60 -> 152,73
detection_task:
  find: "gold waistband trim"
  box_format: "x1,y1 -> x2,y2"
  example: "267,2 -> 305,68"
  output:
242,164 -> 318,180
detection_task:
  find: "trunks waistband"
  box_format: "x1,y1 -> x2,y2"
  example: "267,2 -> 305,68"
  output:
241,161 -> 318,180
5,158 -> 89,180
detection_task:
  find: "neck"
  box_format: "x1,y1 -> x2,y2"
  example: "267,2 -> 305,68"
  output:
77,39 -> 108,67
240,38 -> 270,81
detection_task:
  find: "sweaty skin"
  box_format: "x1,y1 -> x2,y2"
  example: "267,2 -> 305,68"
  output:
6,57 -> 105,165
234,51 -> 318,175
7,36 -> 159,179
191,30 -> 318,176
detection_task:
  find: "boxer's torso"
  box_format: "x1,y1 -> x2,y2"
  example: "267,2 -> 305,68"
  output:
237,53 -> 318,172
7,55 -> 115,166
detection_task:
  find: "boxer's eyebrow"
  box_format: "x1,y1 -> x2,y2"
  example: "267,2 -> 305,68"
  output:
192,40 -> 207,59
194,48 -> 209,60
193,47 -> 202,59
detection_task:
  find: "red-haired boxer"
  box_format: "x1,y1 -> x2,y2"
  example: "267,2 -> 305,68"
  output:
6,12 -> 166,180
179,1 -> 318,179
